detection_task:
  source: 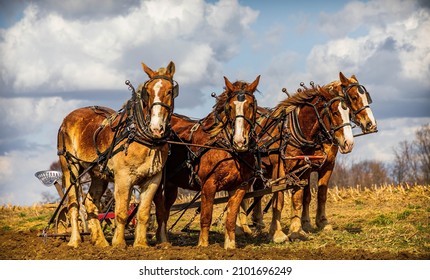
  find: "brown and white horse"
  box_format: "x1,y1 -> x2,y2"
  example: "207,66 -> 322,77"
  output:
154,76 -> 260,249
253,85 -> 354,243
301,72 -> 377,232
57,61 -> 178,248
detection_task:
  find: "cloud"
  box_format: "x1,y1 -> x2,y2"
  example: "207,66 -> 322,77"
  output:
0,147 -> 59,206
314,0 -> 430,84
33,0 -> 141,20
318,0 -> 419,39
0,0 -> 258,98
347,117 -> 430,163
0,97 -> 82,153
304,0 -> 430,120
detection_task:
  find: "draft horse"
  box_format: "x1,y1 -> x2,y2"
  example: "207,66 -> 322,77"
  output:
154,76 -> 260,249
253,85 -> 354,243
57,61 -> 178,248
301,72 -> 377,231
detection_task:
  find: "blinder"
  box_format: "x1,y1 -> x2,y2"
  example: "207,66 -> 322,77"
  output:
139,76 -> 179,104
320,96 -> 352,141
343,83 -> 373,105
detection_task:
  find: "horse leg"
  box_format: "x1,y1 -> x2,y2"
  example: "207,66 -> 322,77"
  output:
154,182 -> 177,243
269,191 -> 288,243
134,172 -> 162,248
111,177 -> 131,248
301,184 -> 312,232
85,176 -> 109,247
316,167 -> 334,231
60,159 -> 81,248
153,185 -> 166,243
225,187 -> 247,249
198,183 -> 216,247
251,179 -> 265,231
234,193 -> 252,235
288,187 -> 308,241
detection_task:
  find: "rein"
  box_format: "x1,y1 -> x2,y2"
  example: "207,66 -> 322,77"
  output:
166,140 -> 233,152
341,82 -> 372,121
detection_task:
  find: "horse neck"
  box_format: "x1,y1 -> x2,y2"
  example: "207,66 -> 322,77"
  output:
295,104 -> 322,142
201,108 -> 227,138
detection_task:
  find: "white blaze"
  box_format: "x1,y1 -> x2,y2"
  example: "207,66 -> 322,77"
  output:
233,100 -> 247,147
150,80 -> 164,133
338,102 -> 354,152
362,95 -> 377,128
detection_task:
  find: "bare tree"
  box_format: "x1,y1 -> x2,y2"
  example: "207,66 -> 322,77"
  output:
330,158 -> 390,188
392,140 -> 416,184
348,160 -> 390,188
414,123 -> 430,184
329,156 -> 350,187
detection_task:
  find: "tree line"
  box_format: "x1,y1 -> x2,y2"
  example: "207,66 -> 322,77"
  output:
330,123 -> 430,187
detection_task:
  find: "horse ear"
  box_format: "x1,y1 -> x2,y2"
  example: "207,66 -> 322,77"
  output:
248,75 -> 261,92
339,72 -> 349,86
166,61 -> 175,77
350,74 -> 358,82
142,62 -> 156,78
224,76 -> 235,92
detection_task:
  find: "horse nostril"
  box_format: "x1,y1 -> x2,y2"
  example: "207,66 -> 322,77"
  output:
366,121 -> 377,132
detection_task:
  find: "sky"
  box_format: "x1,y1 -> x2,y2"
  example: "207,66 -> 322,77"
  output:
0,0 -> 429,206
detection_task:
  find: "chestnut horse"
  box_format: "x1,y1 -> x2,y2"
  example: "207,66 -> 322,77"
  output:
301,72 -> 377,232
154,76 -> 260,249
57,61 -> 178,248
250,85 -> 354,243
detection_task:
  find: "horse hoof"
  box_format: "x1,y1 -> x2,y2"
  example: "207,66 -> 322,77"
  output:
112,241 -> 127,249
224,242 -> 236,250
317,219 -> 332,231
288,231 -> 309,242
235,225 -> 252,236
322,224 -> 333,232
94,240 -> 110,247
134,243 -> 149,249
67,241 -> 79,248
302,222 -> 313,233
271,231 -> 289,243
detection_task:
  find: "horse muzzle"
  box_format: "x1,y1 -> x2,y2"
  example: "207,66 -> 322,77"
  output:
233,137 -> 249,152
339,139 -> 354,154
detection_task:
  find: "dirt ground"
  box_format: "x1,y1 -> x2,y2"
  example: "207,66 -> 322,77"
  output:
0,228 -> 425,260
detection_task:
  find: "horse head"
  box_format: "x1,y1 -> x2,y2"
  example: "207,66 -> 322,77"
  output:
336,72 -> 377,134
138,61 -> 178,139
318,86 -> 354,154
223,75 -> 260,152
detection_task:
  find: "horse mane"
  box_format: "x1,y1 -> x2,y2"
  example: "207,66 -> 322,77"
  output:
205,80 -> 251,138
271,86 -> 321,118
322,80 -> 342,97
156,67 -> 168,75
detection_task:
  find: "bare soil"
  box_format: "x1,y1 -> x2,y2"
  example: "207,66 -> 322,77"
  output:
1,185 -> 429,260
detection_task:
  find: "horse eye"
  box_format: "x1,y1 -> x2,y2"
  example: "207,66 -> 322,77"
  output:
358,86 -> 365,94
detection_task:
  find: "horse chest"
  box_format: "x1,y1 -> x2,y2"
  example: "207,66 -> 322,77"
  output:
109,144 -> 168,181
